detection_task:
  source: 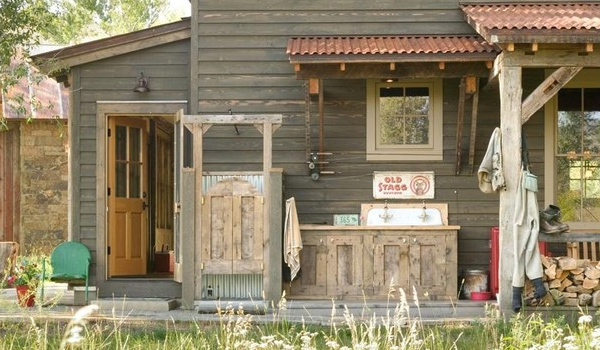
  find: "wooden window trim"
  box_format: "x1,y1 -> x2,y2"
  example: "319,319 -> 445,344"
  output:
366,79 -> 443,161
544,69 -> 600,231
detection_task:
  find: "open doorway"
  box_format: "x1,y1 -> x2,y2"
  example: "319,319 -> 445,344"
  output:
107,115 -> 174,278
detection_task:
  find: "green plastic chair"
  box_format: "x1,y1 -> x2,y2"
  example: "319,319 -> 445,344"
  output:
41,241 -> 91,304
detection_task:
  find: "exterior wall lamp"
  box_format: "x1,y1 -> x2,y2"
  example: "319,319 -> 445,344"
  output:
133,72 -> 150,92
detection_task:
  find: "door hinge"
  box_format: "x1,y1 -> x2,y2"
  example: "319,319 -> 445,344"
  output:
261,262 -> 264,270
202,197 -> 205,205
108,128 -> 111,137
107,246 -> 111,255
174,202 -> 181,214
201,263 -> 204,270
107,187 -> 111,196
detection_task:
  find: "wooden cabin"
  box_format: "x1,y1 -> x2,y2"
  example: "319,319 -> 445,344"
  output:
32,0 -> 600,314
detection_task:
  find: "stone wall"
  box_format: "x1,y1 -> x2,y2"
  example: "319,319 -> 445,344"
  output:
19,120 -> 68,255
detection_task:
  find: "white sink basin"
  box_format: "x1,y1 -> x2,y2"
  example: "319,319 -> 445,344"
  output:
361,203 -> 448,226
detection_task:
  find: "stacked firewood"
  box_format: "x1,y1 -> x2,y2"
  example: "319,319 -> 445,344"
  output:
525,255 -> 600,307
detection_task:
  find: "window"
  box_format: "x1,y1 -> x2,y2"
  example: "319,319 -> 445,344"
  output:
554,87 -> 600,223
366,79 -> 443,161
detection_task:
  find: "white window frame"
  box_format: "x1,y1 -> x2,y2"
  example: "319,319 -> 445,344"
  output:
544,69 -> 600,231
366,79 -> 443,161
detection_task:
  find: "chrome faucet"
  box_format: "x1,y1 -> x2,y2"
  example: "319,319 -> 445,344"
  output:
379,200 -> 393,223
419,201 -> 428,222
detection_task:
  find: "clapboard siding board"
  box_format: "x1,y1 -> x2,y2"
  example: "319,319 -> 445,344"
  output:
198,10 -> 466,24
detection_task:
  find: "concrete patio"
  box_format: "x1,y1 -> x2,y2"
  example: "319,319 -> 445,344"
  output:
0,282 -> 500,325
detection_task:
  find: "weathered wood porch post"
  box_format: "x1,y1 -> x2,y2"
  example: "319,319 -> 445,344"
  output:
498,62 -> 522,314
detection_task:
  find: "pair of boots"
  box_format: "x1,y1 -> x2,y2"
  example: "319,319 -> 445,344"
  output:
539,204 -> 569,235
512,278 -> 547,312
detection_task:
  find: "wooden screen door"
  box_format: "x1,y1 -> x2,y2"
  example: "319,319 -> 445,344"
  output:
107,117 -> 148,276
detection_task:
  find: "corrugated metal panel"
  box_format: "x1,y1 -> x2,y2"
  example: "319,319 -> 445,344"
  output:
461,3 -> 600,31
202,174 -> 264,194
2,59 -> 68,120
201,274 -> 263,299
286,35 -> 498,57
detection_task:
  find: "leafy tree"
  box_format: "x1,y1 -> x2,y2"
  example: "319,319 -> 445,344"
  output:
43,0 -> 177,44
0,0 -> 179,128
0,0 -> 48,66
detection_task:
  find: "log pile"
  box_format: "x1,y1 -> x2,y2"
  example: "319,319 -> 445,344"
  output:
525,255 -> 600,307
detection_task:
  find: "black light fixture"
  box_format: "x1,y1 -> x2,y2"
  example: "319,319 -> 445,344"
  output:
133,72 -> 150,93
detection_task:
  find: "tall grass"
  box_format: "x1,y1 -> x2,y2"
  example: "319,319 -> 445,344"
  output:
1,289 -> 599,349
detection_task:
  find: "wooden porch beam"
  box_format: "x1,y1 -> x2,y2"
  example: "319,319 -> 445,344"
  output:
183,114 -> 283,125
468,77 -> 480,174
454,77 -> 466,175
294,62 -> 492,79
521,66 -> 583,124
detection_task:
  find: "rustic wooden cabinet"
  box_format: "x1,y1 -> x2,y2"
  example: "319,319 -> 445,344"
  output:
288,225 -> 459,300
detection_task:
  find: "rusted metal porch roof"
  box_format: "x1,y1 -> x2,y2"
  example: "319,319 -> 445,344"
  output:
286,35 -> 500,64
461,3 -> 600,44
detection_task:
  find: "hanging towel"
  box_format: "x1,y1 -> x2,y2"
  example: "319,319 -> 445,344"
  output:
478,127 -> 506,193
284,197 -> 302,281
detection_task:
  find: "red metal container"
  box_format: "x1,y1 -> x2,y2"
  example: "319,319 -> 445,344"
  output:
489,226 -> 548,296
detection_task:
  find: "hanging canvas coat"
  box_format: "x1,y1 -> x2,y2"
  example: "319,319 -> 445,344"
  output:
478,127 -> 506,193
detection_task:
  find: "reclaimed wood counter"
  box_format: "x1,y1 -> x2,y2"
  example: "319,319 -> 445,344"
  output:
286,224 -> 459,300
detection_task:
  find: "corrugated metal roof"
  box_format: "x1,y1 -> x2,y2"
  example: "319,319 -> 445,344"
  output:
1,59 -> 68,120
461,3 -> 600,31
287,35 -> 498,59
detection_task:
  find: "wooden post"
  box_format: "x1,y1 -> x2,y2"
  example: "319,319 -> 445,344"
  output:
181,169 -> 195,309
498,65 -> 522,315
194,123 -> 204,301
455,78 -> 466,175
266,169 -> 283,304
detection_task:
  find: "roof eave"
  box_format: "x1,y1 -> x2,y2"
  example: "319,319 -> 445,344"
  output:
31,19 -> 191,71
485,29 -> 600,45
289,52 -> 499,65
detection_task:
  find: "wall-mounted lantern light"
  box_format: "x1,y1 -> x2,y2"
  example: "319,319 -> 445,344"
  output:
133,72 -> 150,93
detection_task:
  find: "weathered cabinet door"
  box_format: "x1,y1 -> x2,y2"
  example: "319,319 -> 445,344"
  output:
201,178 -> 264,275
289,235 -> 327,295
410,235 -> 452,297
290,234 -> 363,297
372,235 -> 410,296
327,235 -> 364,296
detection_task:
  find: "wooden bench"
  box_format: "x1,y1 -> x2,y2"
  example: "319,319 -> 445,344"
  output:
538,231 -> 600,262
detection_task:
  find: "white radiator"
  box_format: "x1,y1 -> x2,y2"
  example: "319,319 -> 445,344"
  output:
201,274 -> 263,299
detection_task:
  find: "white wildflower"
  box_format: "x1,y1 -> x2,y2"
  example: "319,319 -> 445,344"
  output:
325,340 -> 340,349
564,336 -> 576,342
578,315 -> 593,325
72,304 -> 99,323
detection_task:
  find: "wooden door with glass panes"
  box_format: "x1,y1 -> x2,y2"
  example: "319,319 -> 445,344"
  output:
107,117 -> 148,276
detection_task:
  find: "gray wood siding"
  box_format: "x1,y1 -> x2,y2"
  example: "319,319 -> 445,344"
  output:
194,0 -> 550,278
71,40 -> 190,262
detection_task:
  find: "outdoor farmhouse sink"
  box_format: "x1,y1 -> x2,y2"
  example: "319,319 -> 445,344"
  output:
360,202 -> 448,226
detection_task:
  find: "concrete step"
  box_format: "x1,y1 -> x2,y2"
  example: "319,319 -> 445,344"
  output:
93,298 -> 180,312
